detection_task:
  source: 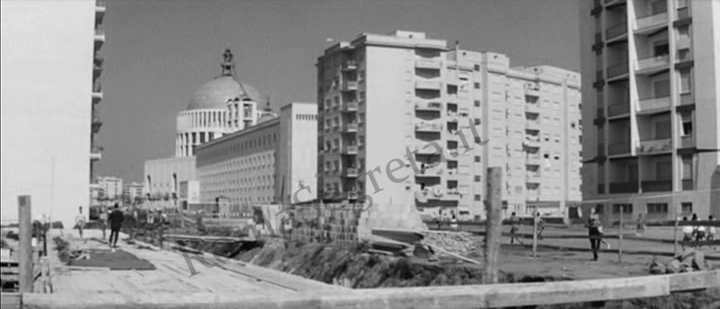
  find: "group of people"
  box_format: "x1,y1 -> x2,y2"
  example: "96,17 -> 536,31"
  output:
507,212 -> 546,245
681,214 -> 716,250
74,204 -> 125,250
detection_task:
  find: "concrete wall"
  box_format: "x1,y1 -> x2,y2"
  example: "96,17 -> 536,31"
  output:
144,156 -> 196,200
279,102 -> 318,205
1,0 -> 95,227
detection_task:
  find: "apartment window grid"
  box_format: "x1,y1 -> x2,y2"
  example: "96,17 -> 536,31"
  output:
647,203 -> 668,214
681,202 -> 693,215
612,203 -> 633,214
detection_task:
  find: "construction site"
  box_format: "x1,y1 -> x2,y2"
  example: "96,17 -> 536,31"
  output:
1,192 -> 719,309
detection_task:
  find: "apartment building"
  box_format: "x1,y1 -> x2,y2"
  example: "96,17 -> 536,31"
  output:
579,0 -> 720,223
195,102 -> 317,214
2,0 -> 104,227
316,31 -> 582,220
97,176 -> 123,200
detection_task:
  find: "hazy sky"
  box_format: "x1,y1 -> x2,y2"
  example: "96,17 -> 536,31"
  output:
97,0 -> 580,183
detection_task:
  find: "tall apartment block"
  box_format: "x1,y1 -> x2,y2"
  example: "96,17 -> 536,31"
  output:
91,0 -> 106,198
2,0 -> 103,227
316,31 -> 582,220
579,0 -> 720,223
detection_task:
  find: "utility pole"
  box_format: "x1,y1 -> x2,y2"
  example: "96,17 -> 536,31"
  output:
483,167 -> 502,284
18,195 -> 33,293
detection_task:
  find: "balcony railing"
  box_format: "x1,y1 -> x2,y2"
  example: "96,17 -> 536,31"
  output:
343,168 -> 358,177
415,120 -> 442,132
635,12 -> 668,33
607,102 -> 630,117
641,180 -> 672,192
677,7 -> 690,20
342,145 -> 358,155
634,54 -> 669,73
597,143 -> 606,156
342,102 -> 358,112
415,59 -> 442,70
526,156 -> 541,165
416,167 -> 444,178
605,0 -> 626,6
525,103 -> 540,113
680,135 -> 695,148
524,83 -> 540,96
90,147 -> 103,161
342,123 -> 358,132
637,138 -> 672,154
525,120 -> 541,130
677,37 -> 691,50
342,81 -> 358,91
341,60 -> 357,71
606,22 -> 628,41
526,173 -> 542,183
680,93 -> 694,106
415,101 -> 443,111
609,181 -> 638,194
94,29 -> 105,41
608,142 -> 631,156
415,80 -> 442,91
607,62 -> 629,79
637,96 -> 671,113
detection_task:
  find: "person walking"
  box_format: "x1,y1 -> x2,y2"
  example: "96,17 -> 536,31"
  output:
636,213 -> 645,236
450,211 -> 458,230
535,212 -> 545,240
509,212 -> 523,244
586,208 -> 603,261
691,214 -> 706,249
99,207 -> 108,240
74,206 -> 86,240
708,215 -> 716,251
108,204 -> 125,251
681,216 -> 693,250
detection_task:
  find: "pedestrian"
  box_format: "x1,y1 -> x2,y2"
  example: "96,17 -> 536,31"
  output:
707,215 -> 716,251
108,203 -> 125,251
586,208 -> 605,261
75,206 -> 86,240
636,213 -> 645,236
436,208 -> 443,229
681,216 -> 693,250
450,211 -> 458,230
535,212 -> 545,240
509,212 -> 523,244
99,207 -> 108,240
692,214 -> 706,249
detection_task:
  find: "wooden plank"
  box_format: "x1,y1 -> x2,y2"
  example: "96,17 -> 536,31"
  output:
22,271 -> 720,309
483,167 -> 502,283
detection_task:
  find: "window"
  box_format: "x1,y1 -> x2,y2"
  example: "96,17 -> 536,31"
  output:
656,161 -> 672,180
474,82 -> 480,89
474,175 -> 481,182
681,202 -> 692,215
473,64 -> 480,71
474,118 -> 481,125
681,112 -> 693,137
681,155 -> 693,180
595,204 -> 604,214
474,100 -> 481,107
474,156 -> 481,163
447,85 -> 458,94
654,79 -> 671,98
680,69 -> 692,94
612,203 -> 633,214
655,118 -> 671,139
647,203 -> 668,214
474,194 -> 481,201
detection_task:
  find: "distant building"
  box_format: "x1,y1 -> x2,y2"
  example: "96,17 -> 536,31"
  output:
144,47 -> 263,209
316,30 -> 582,220
122,182 -> 144,203
195,102 -> 317,214
1,0 -> 105,227
97,176 -> 123,200
579,0 -> 720,222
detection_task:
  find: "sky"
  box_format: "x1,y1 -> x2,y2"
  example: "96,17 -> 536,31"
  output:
96,0 -> 581,183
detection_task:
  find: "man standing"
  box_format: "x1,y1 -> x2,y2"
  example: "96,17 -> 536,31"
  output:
509,212 -> 523,244
75,206 -> 86,240
108,203 -> 124,250
586,208 -> 603,261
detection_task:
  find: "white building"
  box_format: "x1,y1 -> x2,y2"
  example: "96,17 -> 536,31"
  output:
97,176 -> 123,200
122,182 -> 144,202
1,0 -> 104,227
195,102 -> 318,214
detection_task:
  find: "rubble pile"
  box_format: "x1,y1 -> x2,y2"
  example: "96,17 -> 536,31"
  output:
649,250 -> 714,274
421,231 -> 481,258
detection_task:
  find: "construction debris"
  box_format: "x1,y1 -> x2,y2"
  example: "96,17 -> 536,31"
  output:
649,250 -> 714,274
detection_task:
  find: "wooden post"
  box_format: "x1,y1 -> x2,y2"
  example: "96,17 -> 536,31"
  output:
532,210 -> 538,258
483,167 -> 502,284
673,214 -> 679,256
618,206 -> 623,263
18,195 -> 33,293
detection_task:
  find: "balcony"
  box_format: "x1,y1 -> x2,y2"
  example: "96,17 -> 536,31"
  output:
341,81 -> 358,92
680,135 -> 695,148
526,173 -> 541,183
607,62 -> 629,81
523,138 -> 540,148
415,144 -> 441,155
415,101 -> 443,112
525,120 -> 541,130
94,29 -> 105,43
92,83 -> 103,102
593,32 -> 603,50
637,138 -> 672,155
526,155 -> 541,166
415,59 -> 442,70
641,180 -> 672,192
525,103 -> 540,114
608,142 -> 631,156
343,168 -> 358,177
415,120 -> 442,133
341,145 -> 357,155
677,6 -> 690,20
95,0 -> 106,16
679,93 -> 694,106
92,118 -> 102,133
607,102 -> 630,118
341,102 -> 358,112
597,143 -> 606,156
342,123 -> 358,133
677,37 -> 691,50
415,80 -> 442,91
524,83 -> 540,97
609,181 -> 638,194
341,60 -> 357,71
634,54 -> 669,75
90,147 -> 103,161
605,22 -> 628,42
416,167 -> 444,178
93,56 -> 104,73
634,12 -> 668,35
605,0 -> 626,6
345,191 -> 360,200
636,96 -> 671,114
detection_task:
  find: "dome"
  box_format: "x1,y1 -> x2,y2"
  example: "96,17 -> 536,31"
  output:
186,76 -> 261,111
